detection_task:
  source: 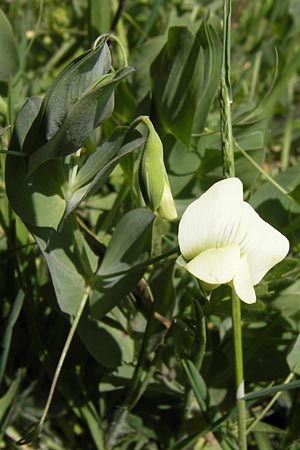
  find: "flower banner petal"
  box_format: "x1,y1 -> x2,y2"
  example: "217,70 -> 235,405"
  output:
232,254 -> 256,304
178,177 -> 243,260
237,202 -> 290,285
184,244 -> 241,284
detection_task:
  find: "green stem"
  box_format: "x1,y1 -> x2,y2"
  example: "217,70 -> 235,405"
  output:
281,77 -> 295,171
94,33 -> 128,67
37,285 -> 91,432
231,289 -> 247,450
0,290 -> 25,387
0,149 -> 28,157
220,0 -> 235,178
233,138 -> 289,196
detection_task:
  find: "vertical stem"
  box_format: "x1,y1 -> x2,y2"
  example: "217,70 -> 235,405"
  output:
281,77 -> 295,172
231,289 -> 247,450
220,0 -> 235,178
220,1 -> 246,447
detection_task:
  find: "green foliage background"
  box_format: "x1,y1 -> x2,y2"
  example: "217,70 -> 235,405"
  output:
0,1 -> 300,449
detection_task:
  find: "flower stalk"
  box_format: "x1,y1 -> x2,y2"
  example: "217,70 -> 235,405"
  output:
220,0 -> 246,447
231,289 -> 247,450
220,0 -> 234,178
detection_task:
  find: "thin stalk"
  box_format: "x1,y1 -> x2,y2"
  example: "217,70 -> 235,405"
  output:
231,289 -> 247,450
37,285 -> 91,432
219,0 -> 235,178
281,77 -> 295,171
0,149 -> 28,157
0,290 -> 25,387
249,50 -> 262,102
94,33 -> 128,67
233,138 -> 290,197
219,3 -> 247,444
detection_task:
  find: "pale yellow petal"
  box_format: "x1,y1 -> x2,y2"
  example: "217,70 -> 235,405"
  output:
185,245 -> 241,284
236,202 -> 290,285
232,254 -> 256,304
178,178 -> 243,260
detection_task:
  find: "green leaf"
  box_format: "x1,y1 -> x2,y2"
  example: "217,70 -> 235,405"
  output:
0,10 -> 19,81
288,184 -> 300,204
89,0 -> 112,36
5,156 -> 66,229
98,209 -> 154,276
32,214 -> 98,315
273,279 -> 300,321
27,67 -> 134,174
77,313 -> 134,368
181,359 -> 208,412
90,209 -> 155,319
63,127 -> 144,219
6,97 -> 68,229
251,163 -> 300,213
0,369 -> 24,423
287,334 -> 300,375
9,97 -> 42,152
190,22 -> 222,150
251,421 -> 286,434
151,21 -> 221,148
151,26 -> 203,146
23,40 -> 111,154
129,35 -> 166,102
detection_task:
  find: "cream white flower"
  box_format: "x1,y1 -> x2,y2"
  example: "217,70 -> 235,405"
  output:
178,177 -> 290,303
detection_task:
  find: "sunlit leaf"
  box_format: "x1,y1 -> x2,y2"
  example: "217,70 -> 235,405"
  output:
27,67 -> 134,174
23,40 -> 111,154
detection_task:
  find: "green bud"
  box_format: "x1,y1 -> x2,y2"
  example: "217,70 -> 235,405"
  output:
139,117 -> 177,221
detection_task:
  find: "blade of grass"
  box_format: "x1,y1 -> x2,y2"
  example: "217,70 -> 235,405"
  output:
0,289 -> 25,387
246,372 -> 294,435
242,378 -> 300,401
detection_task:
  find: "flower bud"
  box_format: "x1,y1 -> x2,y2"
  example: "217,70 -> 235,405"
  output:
139,117 -> 177,221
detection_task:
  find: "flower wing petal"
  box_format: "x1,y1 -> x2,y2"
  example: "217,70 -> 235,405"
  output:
237,202 -> 290,285
184,245 -> 241,284
178,178 -> 243,260
232,254 -> 256,304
